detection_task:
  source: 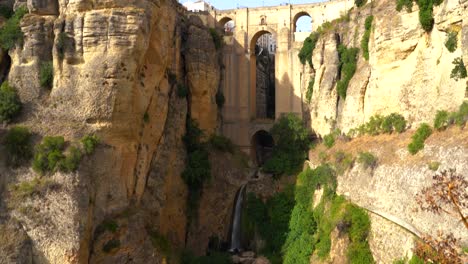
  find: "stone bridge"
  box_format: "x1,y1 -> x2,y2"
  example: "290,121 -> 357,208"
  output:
208,0 -> 354,153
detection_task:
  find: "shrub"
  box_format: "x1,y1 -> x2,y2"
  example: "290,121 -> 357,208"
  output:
348,113 -> 407,137
334,151 -> 354,175
216,91 -> 225,108
408,123 -> 432,155
337,45 -> 359,99
306,79 -> 314,103
56,32 -> 67,59
263,113 -> 311,176
209,28 -> 222,50
209,134 -> 234,153
396,0 -> 413,12
298,32 -> 320,67
58,146 -> 82,172
95,219 -> 119,238
433,110 -> 451,131
357,152 -> 377,170
450,57 -> 467,81
428,161 -> 440,171
355,0 -> 367,7
4,126 -> 32,166
0,81 -> 22,123
8,177 -> 54,201
444,31 -> 457,52
32,136 -> 83,174
323,133 -> 335,148
81,134 -> 99,154
0,6 -> 27,50
0,4 -> 13,18
361,16 -> 373,60
453,101 -> 468,127
39,61 -> 54,89
102,239 -> 120,253
177,84 -> 188,98
147,229 -> 171,256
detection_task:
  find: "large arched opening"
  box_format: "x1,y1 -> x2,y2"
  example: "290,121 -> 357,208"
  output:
251,130 -> 274,166
293,12 -> 312,42
249,30 -> 276,120
218,17 -> 235,35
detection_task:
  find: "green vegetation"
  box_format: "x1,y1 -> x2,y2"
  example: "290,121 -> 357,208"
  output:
209,28 -> 223,50
0,81 -> 22,123
433,110 -> 450,131
396,0 -> 413,12
0,5 -> 13,18
348,113 -> 407,137
143,112 -> 150,123
4,126 -> 32,166
431,103 -> 468,130
323,133 -> 336,149
177,84 -> 188,98
408,123 -> 432,155
337,45 -> 359,99
428,161 -> 440,171
216,91 -> 225,108
182,119 -> 211,221
450,57 -> 467,81
39,61 -> 54,89
357,152 -> 377,170
0,6 -> 27,50
208,134 -> 234,153
306,79 -> 314,103
361,16 -> 374,60
263,114 -> 311,176
94,219 -> 119,238
147,229 -> 171,256
81,134 -> 99,155
444,31 -> 457,52
59,146 -> 82,172
298,32 -> 320,67
102,239 -> 120,253
344,204 -> 373,263
8,177 -> 56,207
56,32 -> 67,59
334,151 -> 354,175
355,0 -> 367,7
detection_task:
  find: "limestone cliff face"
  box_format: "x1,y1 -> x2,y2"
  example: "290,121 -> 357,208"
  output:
0,0 -> 221,263
304,0 -> 468,136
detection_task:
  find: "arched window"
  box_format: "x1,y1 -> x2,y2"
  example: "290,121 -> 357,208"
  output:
293,12 -> 312,33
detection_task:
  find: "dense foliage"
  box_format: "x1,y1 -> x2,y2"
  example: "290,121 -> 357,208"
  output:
4,126 -> 32,166
0,81 -> 22,123
450,57 -> 467,81
40,61 -> 54,89
306,79 -> 314,103
408,123 -> 432,155
0,6 -> 27,50
354,0 -> 367,7
337,45 -> 359,99
263,114 -> 311,176
81,134 -> 99,154
347,113 -> 407,137
432,102 -> 468,129
323,133 -> 336,149
361,16 -> 374,60
298,32 -> 320,67
395,0 -> 444,32
444,31 -> 458,53
0,4 -> 13,18
396,0 -> 413,12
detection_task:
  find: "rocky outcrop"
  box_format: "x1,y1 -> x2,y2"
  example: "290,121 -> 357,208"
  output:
305,0 -> 468,136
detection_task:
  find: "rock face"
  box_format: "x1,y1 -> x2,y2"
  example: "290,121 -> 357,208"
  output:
304,0 -> 468,136
1,0 -> 222,263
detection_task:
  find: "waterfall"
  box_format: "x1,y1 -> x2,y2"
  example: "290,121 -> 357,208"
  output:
229,184 -> 247,252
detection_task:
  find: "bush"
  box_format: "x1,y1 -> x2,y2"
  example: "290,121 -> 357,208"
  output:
444,31 -> 457,52
0,6 -> 27,50
355,0 -> 367,7
81,134 -> 99,154
56,32 -> 67,59
323,133 -> 335,148
450,57 -> 467,81
396,0 -> 413,12
209,134 -> 234,153
4,126 -> 32,166
306,79 -> 314,103
39,61 -> 54,89
33,136 -> 84,174
0,4 -> 13,18
433,110 -> 451,131
298,32 -> 320,67
263,114 -> 311,176
453,101 -> 468,127
216,91 -> 225,108
177,84 -> 188,98
348,113 -> 407,137
408,123 -> 432,155
0,81 -> 22,123
334,151 -> 354,175
357,152 -> 377,170
337,45 -> 359,99
58,146 -> 82,172
428,161 -> 440,171
361,16 -> 373,60
209,28 -> 222,50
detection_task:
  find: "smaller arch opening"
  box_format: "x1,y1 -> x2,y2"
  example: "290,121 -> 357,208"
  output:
293,12 -> 312,42
251,130 -> 274,166
219,17 -> 235,35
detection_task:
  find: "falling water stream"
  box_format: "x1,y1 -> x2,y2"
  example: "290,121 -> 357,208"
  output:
229,184 -> 247,252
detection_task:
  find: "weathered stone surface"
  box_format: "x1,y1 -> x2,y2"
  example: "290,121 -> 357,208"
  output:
0,219 -> 33,264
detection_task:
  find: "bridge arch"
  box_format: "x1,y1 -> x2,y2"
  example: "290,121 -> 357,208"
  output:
218,16 -> 235,34
292,11 -> 312,32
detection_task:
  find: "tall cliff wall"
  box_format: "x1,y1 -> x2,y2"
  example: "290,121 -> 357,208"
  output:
302,0 -> 468,136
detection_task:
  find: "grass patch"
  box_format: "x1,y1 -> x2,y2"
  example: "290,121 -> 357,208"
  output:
444,31 -> 457,52
337,45 -> 359,100
450,57 -> 467,81
357,152 -> 377,170
361,16 -> 373,60
39,61 -> 54,89
408,123 -> 432,155
298,32 -> 320,67
0,6 -> 27,50
0,81 -> 22,123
